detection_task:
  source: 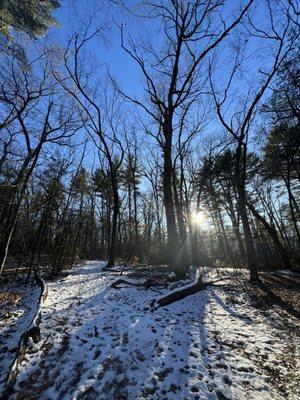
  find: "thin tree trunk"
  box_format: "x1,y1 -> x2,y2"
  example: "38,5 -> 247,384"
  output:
234,143 -> 259,281
106,171 -> 119,268
162,124 -> 179,271
246,200 -> 293,268
0,145 -> 42,275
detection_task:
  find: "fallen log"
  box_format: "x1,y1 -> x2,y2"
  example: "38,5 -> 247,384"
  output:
111,277 -> 168,290
0,271 -> 48,400
111,277 -> 144,288
152,269 -> 207,308
112,271 -> 230,309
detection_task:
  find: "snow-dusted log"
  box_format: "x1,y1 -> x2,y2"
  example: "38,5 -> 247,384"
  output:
1,272 -> 48,399
153,269 -> 207,308
111,277 -> 143,288
111,277 -> 168,290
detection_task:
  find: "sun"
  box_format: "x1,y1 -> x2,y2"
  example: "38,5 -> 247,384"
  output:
191,210 -> 206,227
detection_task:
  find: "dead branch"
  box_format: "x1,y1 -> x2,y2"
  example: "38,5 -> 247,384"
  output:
111,277 -> 168,290
1,272 -> 48,399
152,269 -> 207,308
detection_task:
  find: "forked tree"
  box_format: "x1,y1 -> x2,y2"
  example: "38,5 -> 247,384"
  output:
114,0 -> 255,277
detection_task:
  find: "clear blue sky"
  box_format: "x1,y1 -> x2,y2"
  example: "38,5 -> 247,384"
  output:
50,0 -> 275,96
52,1 -> 143,97
47,0 -> 287,162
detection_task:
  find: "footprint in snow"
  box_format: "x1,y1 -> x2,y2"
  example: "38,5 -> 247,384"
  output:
93,349 -> 101,359
135,349 -> 146,362
191,385 -> 199,393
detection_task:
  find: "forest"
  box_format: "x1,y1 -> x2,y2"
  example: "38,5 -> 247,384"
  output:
0,1 -> 299,399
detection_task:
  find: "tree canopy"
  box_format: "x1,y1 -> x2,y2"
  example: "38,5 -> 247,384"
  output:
0,0 -> 60,38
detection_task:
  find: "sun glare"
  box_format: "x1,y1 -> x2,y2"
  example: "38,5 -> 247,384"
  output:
191,210 -> 206,227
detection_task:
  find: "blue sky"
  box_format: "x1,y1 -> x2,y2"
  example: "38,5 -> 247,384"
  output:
51,1 -> 274,87
49,0 -> 285,120
52,1 -> 143,97
45,0 -> 294,166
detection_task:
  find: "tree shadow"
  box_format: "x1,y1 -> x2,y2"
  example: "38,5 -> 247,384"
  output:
209,289 -> 253,324
252,280 -> 300,320
197,289 -> 236,400
9,271 -> 228,399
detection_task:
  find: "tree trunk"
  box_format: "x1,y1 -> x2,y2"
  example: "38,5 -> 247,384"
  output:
234,143 -> 259,281
284,171 -> 300,244
106,171 -> 119,268
133,166 -> 139,253
172,167 -> 188,265
225,196 -> 246,261
162,122 -> 179,272
0,146 -> 42,275
246,200 -> 293,268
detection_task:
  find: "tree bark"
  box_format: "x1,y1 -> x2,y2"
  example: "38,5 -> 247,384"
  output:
162,121 -> 179,271
246,200 -> 293,268
234,143 -> 259,281
154,270 -> 206,307
106,170 -> 120,268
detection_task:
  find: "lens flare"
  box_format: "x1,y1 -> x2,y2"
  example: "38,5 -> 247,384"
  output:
191,210 -> 206,227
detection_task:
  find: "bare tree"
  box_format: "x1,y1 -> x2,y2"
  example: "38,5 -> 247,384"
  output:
209,0 -> 298,280
0,47 -> 80,275
55,25 -> 125,268
113,0 -> 254,277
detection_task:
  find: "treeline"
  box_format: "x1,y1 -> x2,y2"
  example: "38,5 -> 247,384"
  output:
4,123 -> 299,276
0,0 -> 299,281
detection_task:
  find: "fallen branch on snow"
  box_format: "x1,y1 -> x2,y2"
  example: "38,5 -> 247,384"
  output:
0,271 -> 48,400
111,271 -> 232,309
151,269 -> 206,308
151,271 -> 233,308
111,277 -> 168,290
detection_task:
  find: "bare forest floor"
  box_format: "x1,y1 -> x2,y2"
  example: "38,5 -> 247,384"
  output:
0,261 -> 299,400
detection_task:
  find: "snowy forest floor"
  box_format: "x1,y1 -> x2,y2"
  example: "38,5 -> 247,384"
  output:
1,261 -> 299,400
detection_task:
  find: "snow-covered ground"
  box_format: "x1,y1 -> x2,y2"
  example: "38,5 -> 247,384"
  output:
0,280 -> 40,393
5,261 -> 300,400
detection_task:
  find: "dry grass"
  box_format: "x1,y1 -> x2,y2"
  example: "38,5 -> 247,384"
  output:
0,291 -> 20,306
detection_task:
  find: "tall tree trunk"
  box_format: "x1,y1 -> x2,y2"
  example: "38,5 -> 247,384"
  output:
234,143 -> 259,281
217,207 -> 232,260
224,195 -> 246,261
106,171 -> 119,268
133,176 -> 139,255
284,171 -> 300,244
172,167 -> 188,264
162,122 -> 179,271
127,180 -> 133,260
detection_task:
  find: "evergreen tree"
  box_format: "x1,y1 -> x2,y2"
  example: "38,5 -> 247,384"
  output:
262,50 -> 300,124
0,0 -> 60,39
